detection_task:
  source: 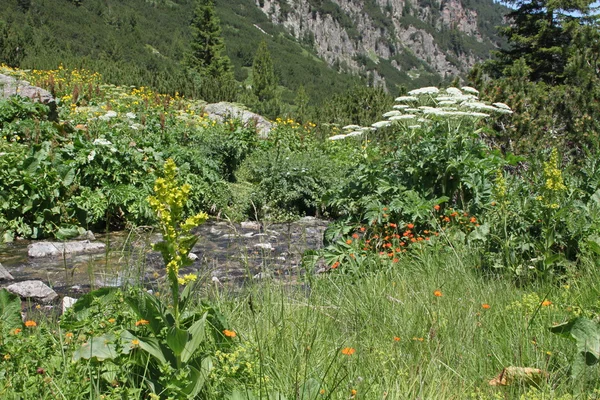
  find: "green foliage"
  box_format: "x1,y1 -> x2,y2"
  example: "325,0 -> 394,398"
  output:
187,0 -> 237,102
550,317 -> 600,378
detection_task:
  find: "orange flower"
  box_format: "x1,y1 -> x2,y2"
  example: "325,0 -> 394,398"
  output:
108,318 -> 116,324
389,223 -> 397,228
65,332 -> 74,339
542,300 -> 552,307
352,233 -> 359,239
433,290 -> 443,297
11,328 -> 21,335
24,320 -> 37,328
346,239 -> 353,245
331,261 -> 340,269
341,347 -> 355,355
393,336 -> 401,341
407,223 -> 414,229
444,217 -> 450,222
392,258 -> 399,263
360,226 -> 366,232
470,217 -> 477,223
135,319 -> 150,326
434,205 -> 440,211
223,329 -> 237,338
351,389 -> 357,396
482,303 -> 491,309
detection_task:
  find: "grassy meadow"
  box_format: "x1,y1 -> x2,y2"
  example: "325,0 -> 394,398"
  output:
1,66 -> 600,399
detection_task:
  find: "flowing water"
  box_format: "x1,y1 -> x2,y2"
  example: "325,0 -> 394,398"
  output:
0,218 -> 329,296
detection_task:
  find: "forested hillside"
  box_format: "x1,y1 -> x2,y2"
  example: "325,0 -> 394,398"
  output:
0,0 -> 508,106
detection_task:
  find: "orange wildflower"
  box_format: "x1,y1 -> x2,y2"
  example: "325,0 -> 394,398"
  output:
223,329 -> 237,338
24,320 -> 37,328
407,223 -> 414,229
352,233 -> 359,239
135,319 -> 149,326
351,389 -> 357,396
346,239 -> 353,245
542,300 -> 552,307
444,217 -> 450,222
331,261 -> 340,269
482,303 -> 491,309
470,217 -> 477,223
434,205 -> 440,211
393,336 -> 401,341
389,223 -> 397,228
360,226 -> 366,232
11,328 -> 21,335
341,347 -> 355,355
433,290 -> 443,297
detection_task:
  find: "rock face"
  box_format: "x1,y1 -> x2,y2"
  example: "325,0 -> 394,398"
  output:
203,102 -> 272,138
254,0 -> 505,84
28,240 -> 106,258
0,74 -> 57,117
7,280 -> 58,303
0,263 -> 14,281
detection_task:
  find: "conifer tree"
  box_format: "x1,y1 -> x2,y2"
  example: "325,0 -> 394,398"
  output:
188,0 -> 236,102
488,0 -> 597,83
252,40 -> 277,102
250,40 -> 280,117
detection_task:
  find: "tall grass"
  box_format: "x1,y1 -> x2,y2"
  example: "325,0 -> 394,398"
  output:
212,245 -> 600,399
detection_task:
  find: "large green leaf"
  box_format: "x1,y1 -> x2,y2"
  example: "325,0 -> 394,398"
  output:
550,317 -> 600,376
166,325 -> 189,356
125,291 -> 166,335
181,313 -> 208,363
0,289 -> 23,331
182,357 -> 213,398
61,287 -> 118,329
121,330 -> 170,365
73,334 -> 118,362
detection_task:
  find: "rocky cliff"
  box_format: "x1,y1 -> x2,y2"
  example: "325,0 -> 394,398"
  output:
254,0 -> 506,88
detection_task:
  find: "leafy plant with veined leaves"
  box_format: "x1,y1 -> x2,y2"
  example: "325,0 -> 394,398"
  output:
69,159 -> 236,398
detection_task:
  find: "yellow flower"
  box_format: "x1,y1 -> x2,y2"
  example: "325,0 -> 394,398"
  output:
131,339 -> 140,347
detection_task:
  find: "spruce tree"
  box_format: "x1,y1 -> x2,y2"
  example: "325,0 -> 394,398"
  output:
252,40 -> 276,102
250,40 -> 280,117
188,0 -> 236,102
488,0 -> 597,84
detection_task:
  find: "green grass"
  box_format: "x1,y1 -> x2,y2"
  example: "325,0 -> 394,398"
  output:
212,246 -> 600,398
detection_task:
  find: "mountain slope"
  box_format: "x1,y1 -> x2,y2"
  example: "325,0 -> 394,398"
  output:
0,0 -> 508,102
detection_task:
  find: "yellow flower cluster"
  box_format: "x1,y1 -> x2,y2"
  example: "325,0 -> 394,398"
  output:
493,169 -> 507,201
148,159 -> 208,277
543,149 -> 566,192
177,273 -> 198,285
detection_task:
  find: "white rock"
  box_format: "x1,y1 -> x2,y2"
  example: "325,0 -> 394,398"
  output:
7,280 -> 58,303
28,240 -> 106,258
254,243 -> 274,251
188,253 -> 198,261
241,221 -> 261,230
62,296 -> 77,314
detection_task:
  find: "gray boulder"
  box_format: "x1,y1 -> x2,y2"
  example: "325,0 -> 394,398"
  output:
203,102 -> 272,138
6,280 -> 58,303
28,240 -> 106,258
0,263 -> 14,281
0,74 -> 56,118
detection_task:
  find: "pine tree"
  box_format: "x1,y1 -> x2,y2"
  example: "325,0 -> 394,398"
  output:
488,0 -> 597,84
188,0 -> 236,102
252,40 -> 277,102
